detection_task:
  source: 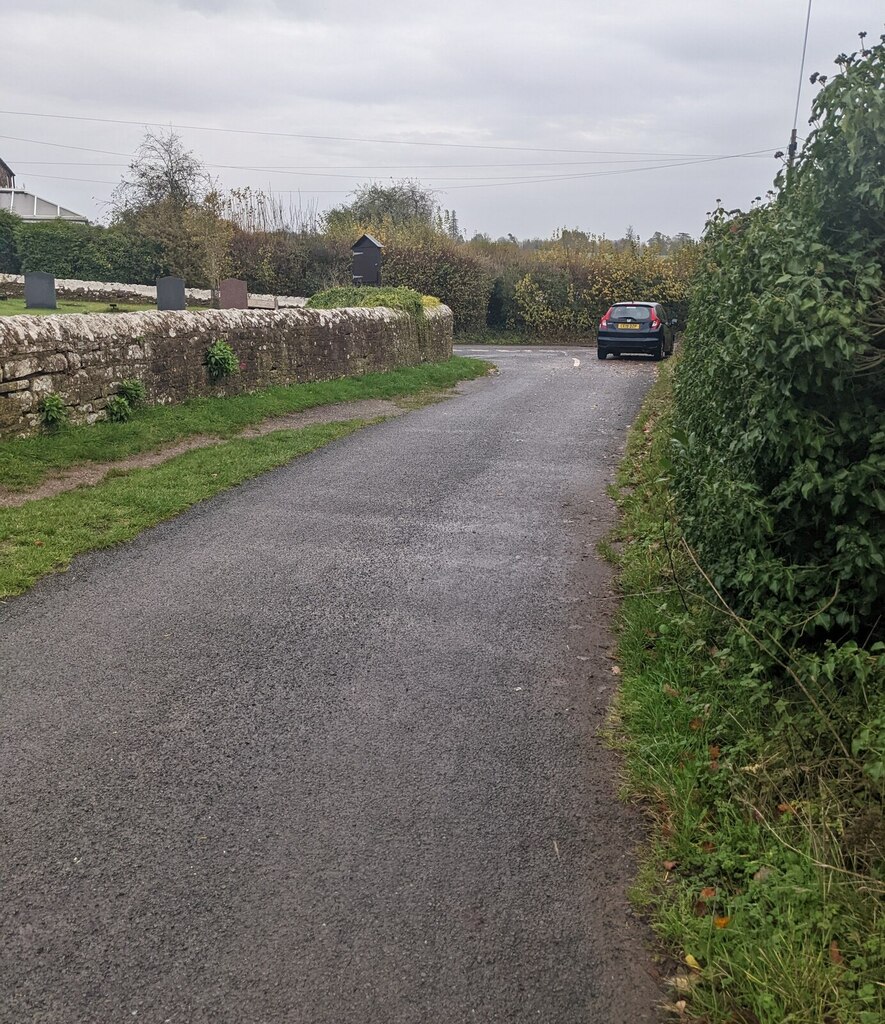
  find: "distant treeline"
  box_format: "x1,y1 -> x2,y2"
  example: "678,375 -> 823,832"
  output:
0,143 -> 698,335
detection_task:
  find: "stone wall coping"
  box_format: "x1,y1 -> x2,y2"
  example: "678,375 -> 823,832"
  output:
0,303 -> 452,348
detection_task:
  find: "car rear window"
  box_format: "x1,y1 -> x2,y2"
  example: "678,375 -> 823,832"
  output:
611,305 -> 652,320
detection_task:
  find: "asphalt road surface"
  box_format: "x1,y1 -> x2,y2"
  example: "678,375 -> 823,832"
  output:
2,346 -> 661,1024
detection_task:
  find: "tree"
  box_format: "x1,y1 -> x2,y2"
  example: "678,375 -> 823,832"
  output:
112,130 -> 209,214
185,191 -> 234,296
325,180 -> 439,232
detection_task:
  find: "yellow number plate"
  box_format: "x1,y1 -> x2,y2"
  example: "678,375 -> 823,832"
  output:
617,323 -> 641,329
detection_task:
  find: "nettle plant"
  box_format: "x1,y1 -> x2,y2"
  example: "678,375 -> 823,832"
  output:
106,378 -> 147,423
38,393 -> 68,431
204,339 -> 239,381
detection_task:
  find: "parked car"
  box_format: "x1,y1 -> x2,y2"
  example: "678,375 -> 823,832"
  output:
596,302 -> 677,361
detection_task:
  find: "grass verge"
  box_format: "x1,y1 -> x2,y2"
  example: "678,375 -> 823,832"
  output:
0,420 -> 366,599
609,362 -> 884,1024
0,357 -> 491,490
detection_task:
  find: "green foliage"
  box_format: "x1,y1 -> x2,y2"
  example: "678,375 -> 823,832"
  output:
382,237 -> 492,332
117,378 -> 146,407
105,395 -> 134,423
673,37 -> 885,641
38,393 -> 68,431
204,339 -> 239,380
306,285 -> 426,319
0,209 -> 21,273
14,220 -> 161,284
613,363 -> 884,1024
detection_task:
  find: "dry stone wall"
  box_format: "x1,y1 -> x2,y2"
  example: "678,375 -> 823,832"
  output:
0,305 -> 452,436
0,274 -> 306,309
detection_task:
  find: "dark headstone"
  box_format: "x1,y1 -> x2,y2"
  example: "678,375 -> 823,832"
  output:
219,278 -> 248,310
24,272 -> 57,310
156,276 -> 186,311
351,233 -> 383,287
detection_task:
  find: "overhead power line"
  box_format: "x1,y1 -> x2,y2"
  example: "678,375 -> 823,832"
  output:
789,0 -> 814,166
0,107 -> 771,160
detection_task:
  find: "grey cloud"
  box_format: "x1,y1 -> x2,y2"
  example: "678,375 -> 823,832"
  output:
3,0 -> 881,238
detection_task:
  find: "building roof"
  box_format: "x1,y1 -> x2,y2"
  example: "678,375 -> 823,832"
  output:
0,188 -> 88,223
352,233 -> 384,250
0,157 -> 14,184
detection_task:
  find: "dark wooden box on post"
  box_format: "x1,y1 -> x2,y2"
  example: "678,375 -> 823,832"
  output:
351,234 -> 383,287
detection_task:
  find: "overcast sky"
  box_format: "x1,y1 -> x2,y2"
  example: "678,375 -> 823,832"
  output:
3,0 -> 881,240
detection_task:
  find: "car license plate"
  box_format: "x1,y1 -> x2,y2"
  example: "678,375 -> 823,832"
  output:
617,323 -> 641,329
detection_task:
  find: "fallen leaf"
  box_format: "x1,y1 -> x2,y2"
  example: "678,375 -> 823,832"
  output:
829,940 -> 844,966
708,745 -> 721,760
689,717 -> 704,731
611,665 -> 621,676
714,915 -> 731,929
684,953 -> 701,971
34,540 -> 44,547
663,684 -> 680,698
667,974 -> 698,994
709,759 -> 720,773
701,841 -> 716,854
753,866 -> 773,883
777,802 -> 796,816
693,900 -> 709,917
663,859 -> 678,871
700,886 -> 716,900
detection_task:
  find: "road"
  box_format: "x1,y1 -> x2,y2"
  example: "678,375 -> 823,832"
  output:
1,346 -> 660,1024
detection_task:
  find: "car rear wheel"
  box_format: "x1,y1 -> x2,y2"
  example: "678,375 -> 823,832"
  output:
597,349 -> 607,360
652,338 -> 664,361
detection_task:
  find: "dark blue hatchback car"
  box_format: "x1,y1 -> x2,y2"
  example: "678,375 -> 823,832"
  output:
596,302 -> 676,361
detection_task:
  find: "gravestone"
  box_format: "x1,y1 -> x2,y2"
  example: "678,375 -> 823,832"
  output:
156,276 -> 186,311
219,278 -> 248,310
24,272 -> 57,310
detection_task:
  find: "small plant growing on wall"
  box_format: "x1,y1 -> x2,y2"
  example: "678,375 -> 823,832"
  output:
38,393 -> 68,431
106,395 -> 133,422
118,378 -> 146,407
204,339 -> 239,381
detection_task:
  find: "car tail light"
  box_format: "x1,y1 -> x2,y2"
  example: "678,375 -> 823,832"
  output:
599,306 -> 613,329
650,314 -> 660,329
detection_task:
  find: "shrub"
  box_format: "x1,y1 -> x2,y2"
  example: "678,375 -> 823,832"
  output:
204,339 -> 239,380
381,238 -> 492,332
306,285 -> 425,319
38,393 -> 68,431
0,209 -> 20,273
14,220 -> 161,284
672,37 -> 885,641
105,395 -> 133,422
118,378 -> 146,407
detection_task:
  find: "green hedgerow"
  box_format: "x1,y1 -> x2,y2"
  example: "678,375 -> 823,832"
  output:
672,37 -> 885,643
